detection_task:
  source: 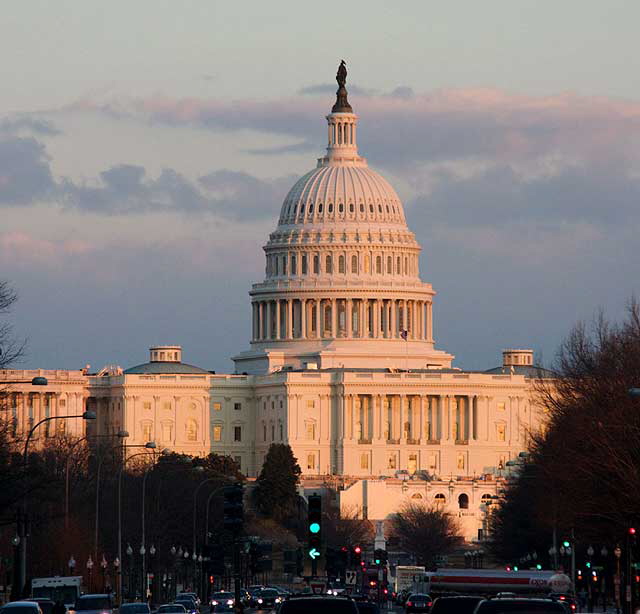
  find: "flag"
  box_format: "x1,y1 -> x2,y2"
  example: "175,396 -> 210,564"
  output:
400,329 -> 408,340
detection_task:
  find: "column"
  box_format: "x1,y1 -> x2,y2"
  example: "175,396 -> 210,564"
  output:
258,302 -> 264,340
373,300 -> 379,338
275,300 -> 281,340
364,300 -> 370,338
287,299 -> 293,339
390,299 -> 396,338
411,301 -> 417,339
427,302 -> 433,341
350,395 -> 356,441
363,396 -> 370,440
300,299 -> 306,339
331,298 -> 338,338
315,299 -> 321,338
399,394 -> 406,443
419,396 -> 424,443
470,395 -> 477,440
346,298 -> 352,338
266,301 -> 273,339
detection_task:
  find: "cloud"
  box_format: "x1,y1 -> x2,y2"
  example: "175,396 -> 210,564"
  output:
0,116 -> 60,137
0,137 -> 56,205
298,83 -> 377,97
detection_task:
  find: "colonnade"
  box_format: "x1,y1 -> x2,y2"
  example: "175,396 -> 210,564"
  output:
4,391 -> 86,439
252,297 -> 433,342
341,394 -> 483,444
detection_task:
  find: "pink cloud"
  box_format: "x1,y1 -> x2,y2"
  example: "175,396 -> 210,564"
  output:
0,231 -> 92,265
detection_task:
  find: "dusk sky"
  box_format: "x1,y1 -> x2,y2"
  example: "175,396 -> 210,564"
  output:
2,1 -> 639,373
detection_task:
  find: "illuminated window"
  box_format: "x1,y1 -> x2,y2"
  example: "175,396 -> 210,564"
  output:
428,454 -> 437,469
497,402 -> 506,412
387,454 -> 397,469
457,454 -> 465,469
141,421 -> 152,442
162,422 -> 173,441
163,401 -> 171,410
213,425 -> 222,442
307,400 -> 315,408
186,419 -> 198,441
434,493 -> 446,506
143,401 -> 152,410
497,424 -> 506,441
213,402 -> 222,411
360,453 -> 369,470
307,454 -> 315,470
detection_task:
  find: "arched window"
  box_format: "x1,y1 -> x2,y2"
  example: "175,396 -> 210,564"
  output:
369,204 -> 374,213
349,203 -> 354,213
326,255 -> 333,274
378,204 -> 383,212
365,256 -> 370,273
328,203 -> 334,213
411,493 -> 423,500
313,254 -> 319,274
301,254 -> 307,275
339,203 -> 344,213
481,494 -> 493,506
309,203 -> 314,214
274,257 -> 279,276
386,205 -> 390,213
376,256 -> 382,274
458,493 -> 469,509
318,203 -> 323,213
282,256 -> 287,275
360,203 -> 364,212
405,257 -> 408,273
397,256 -> 401,274
351,255 -> 358,273
300,204 -> 305,216
387,256 -> 392,273
291,255 -> 297,275
434,493 -> 446,506
339,255 -> 345,274
186,419 -> 198,442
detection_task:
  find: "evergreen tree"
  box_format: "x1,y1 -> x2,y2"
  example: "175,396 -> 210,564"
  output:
252,444 -> 301,522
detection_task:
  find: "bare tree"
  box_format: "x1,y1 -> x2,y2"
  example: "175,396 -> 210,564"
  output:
388,502 -> 463,567
0,279 -> 25,370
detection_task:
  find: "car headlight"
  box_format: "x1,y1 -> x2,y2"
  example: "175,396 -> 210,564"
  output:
275,597 -> 282,603
257,598 -> 263,604
226,600 -> 233,606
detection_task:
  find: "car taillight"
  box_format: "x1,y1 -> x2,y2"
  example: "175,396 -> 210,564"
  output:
407,602 -> 413,607
427,603 -> 433,607
571,605 -> 576,611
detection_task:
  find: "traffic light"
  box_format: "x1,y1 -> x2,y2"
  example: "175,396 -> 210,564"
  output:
586,561 -> 592,569
536,564 -> 542,570
308,494 -> 322,559
562,540 -> 570,548
353,546 -> 362,567
209,575 -> 214,584
374,548 -> 388,567
223,483 -> 244,534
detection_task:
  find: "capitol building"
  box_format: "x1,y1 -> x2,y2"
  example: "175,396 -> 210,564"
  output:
0,67 -> 549,541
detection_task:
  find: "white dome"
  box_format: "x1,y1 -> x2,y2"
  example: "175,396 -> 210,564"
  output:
279,164 -> 406,227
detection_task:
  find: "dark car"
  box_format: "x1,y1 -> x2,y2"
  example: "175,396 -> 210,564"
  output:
0,602 -> 43,614
278,597 -> 359,614
255,588 -> 282,610
71,595 -> 113,614
155,605 -> 187,614
120,604 -> 151,614
431,596 -> 484,614
355,602 -> 380,614
473,598 -> 568,614
209,592 -> 234,611
29,600 -> 54,614
548,594 -> 577,613
405,593 -> 433,613
173,600 -> 197,614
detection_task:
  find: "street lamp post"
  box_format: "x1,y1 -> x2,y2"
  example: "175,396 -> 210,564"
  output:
126,544 -> 133,600
100,555 -> 107,592
86,556 -> 94,592
15,406 -> 96,598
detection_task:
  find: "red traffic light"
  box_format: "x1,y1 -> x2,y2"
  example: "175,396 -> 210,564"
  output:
630,527 -> 636,535
354,546 -> 362,554
209,575 -> 214,584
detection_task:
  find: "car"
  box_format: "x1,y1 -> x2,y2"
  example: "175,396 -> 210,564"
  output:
405,593 -> 433,613
255,588 -> 283,610
473,598 -> 568,614
0,602 -> 43,614
430,596 -> 484,614
209,592 -> 235,610
70,595 -> 113,614
548,594 -> 578,613
173,600 -> 197,614
355,602 -> 380,614
154,605 -> 187,614
278,596 -> 359,614
176,595 -> 199,608
29,599 -> 55,614
119,604 -> 151,614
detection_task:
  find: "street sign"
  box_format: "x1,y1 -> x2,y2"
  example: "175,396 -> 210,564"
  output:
310,582 -> 326,595
309,548 -> 320,560
346,571 -> 357,585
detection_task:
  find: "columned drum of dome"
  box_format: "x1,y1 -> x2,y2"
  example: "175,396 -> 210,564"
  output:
233,66 -> 453,374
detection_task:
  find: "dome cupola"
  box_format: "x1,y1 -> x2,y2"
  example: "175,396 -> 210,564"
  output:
233,63 -> 453,374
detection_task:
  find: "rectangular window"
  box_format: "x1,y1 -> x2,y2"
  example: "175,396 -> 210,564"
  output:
306,423 -> 316,440
291,255 -> 297,275
143,401 -> 152,410
428,454 -> 437,469
234,402 -> 242,411
213,402 -> 222,411
213,425 -> 222,442
497,424 -> 506,441
302,254 -> 307,274
497,402 -> 506,412
282,255 -> 287,275
59,398 -> 66,407
234,426 -> 242,442
306,400 -> 315,408
457,454 -> 465,469
307,454 -> 315,470
387,454 -> 396,469
162,422 -> 173,441
313,255 -> 319,274
163,401 -> 171,410
142,423 -> 152,442
360,453 -> 369,470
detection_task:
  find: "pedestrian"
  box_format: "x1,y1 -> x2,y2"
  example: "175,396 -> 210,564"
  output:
52,600 -> 66,614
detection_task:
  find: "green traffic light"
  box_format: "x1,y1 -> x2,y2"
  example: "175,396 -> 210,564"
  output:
375,559 -> 381,565
309,522 -> 320,534
563,540 -> 570,548
514,566 -> 519,571
586,562 -> 591,568
536,564 -> 542,570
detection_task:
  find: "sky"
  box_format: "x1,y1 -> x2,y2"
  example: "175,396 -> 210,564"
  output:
1,0 -> 639,372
